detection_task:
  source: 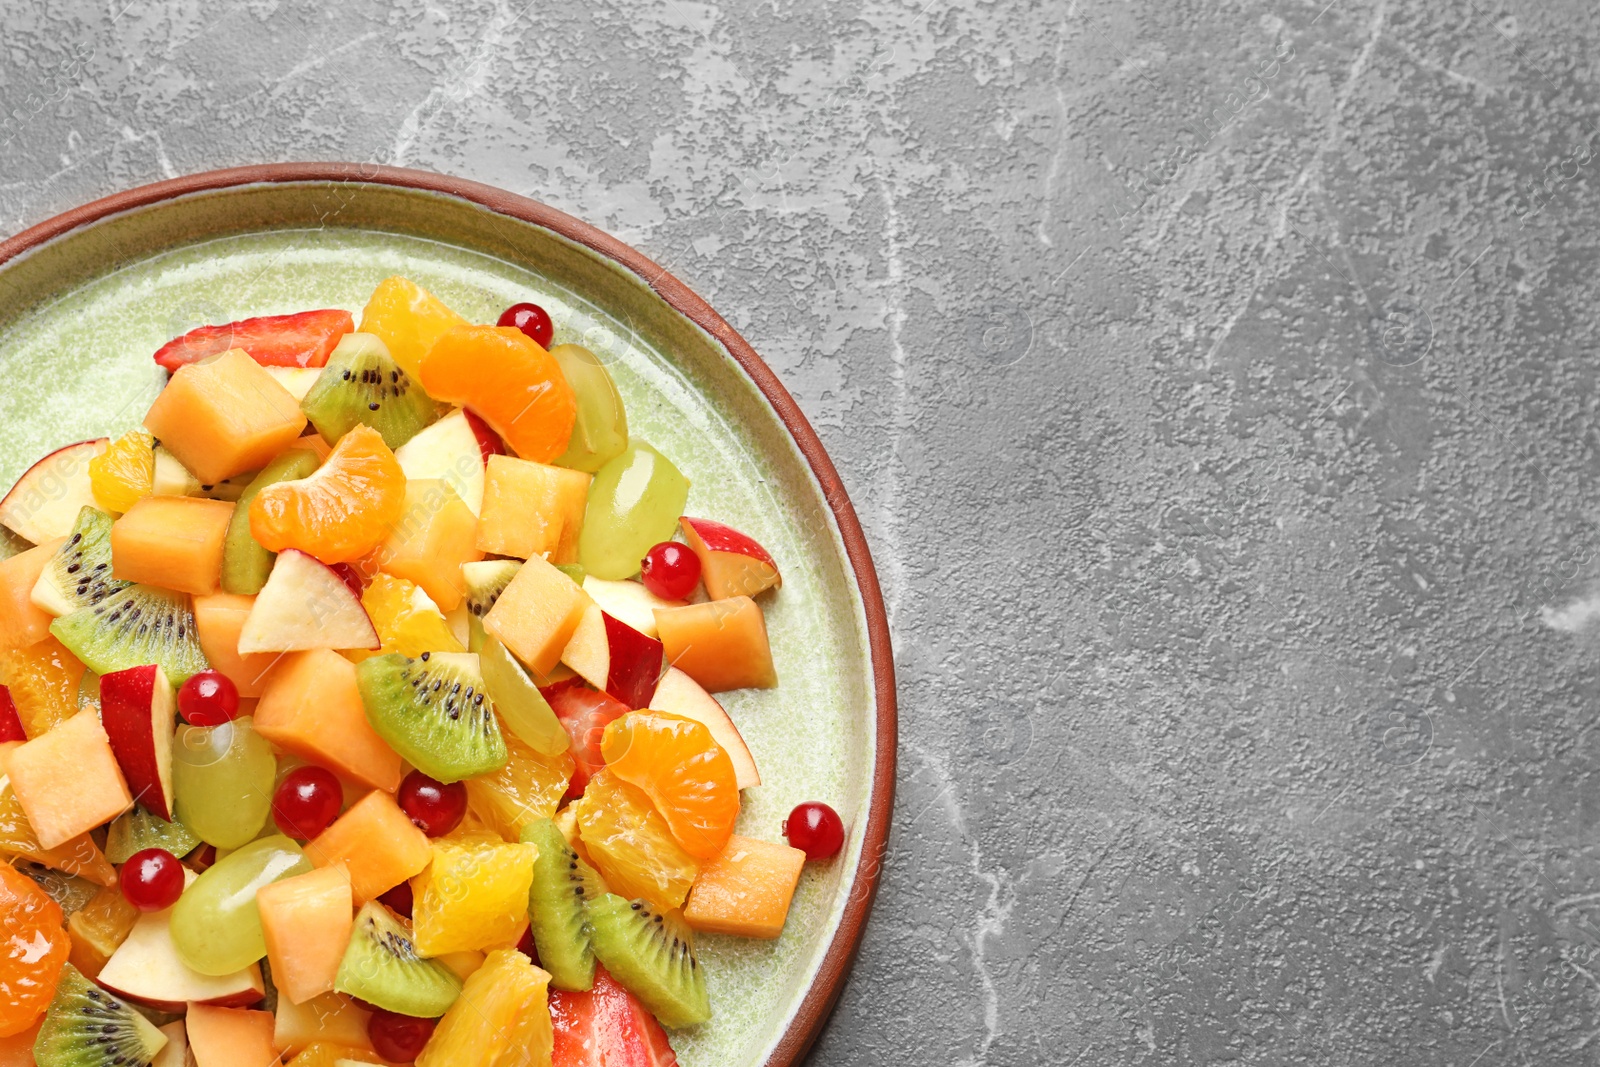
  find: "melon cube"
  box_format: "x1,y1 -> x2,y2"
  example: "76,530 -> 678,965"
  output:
258,865 -> 355,1006
307,790 -> 431,906
476,455 -> 591,563
682,834 -> 806,939
274,993 -> 378,1057
411,838 -> 537,956
193,593 -> 281,698
376,480 -> 483,612
111,496 -> 235,595
7,708 -> 132,849
186,1004 -> 281,1067
653,596 -> 777,692
143,348 -> 308,485
482,554 -> 590,678
0,538 -> 65,649
253,649 -> 401,792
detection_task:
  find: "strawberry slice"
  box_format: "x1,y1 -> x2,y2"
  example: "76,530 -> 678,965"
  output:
153,309 -> 354,372
551,965 -> 680,1067
0,686 -> 23,743
542,679 -> 629,800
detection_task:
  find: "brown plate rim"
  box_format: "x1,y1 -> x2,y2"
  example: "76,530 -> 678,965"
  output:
0,163 -> 896,1066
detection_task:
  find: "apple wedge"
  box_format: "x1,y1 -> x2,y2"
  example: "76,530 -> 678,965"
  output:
680,516 -> 781,600
560,603 -> 665,709
581,575 -> 685,638
239,549 -> 379,654
100,664 -> 177,821
0,440 -> 108,545
98,868 -> 266,1013
650,666 -> 761,788
394,408 -> 487,515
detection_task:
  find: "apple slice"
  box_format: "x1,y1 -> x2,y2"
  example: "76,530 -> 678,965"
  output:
394,408 -> 487,515
581,576 -> 685,638
650,666 -> 760,788
98,867 -> 266,1012
0,440 -> 108,545
679,517 -> 781,600
100,664 -> 177,821
155,1020 -> 189,1067
560,604 -> 665,709
262,366 -> 325,402
239,549 -> 379,654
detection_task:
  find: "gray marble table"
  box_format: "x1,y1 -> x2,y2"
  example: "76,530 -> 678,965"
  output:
6,0 -> 1600,1063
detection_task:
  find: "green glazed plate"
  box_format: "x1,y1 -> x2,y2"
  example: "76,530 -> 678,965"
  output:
0,166 -> 895,1067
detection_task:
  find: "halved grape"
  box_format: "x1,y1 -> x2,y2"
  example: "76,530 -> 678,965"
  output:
172,717 -> 277,849
576,442 -> 689,580
550,344 -> 628,474
170,834 -> 311,976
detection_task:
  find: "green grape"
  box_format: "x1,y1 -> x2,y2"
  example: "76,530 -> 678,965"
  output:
577,441 -> 689,580
550,343 -> 628,473
170,835 -> 311,976
172,717 -> 276,849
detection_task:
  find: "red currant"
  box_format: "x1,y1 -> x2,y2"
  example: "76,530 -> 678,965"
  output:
784,802 -> 845,860
397,771 -> 467,837
177,670 -> 239,727
498,302 -> 554,348
121,848 -> 184,911
272,766 -> 344,840
640,541 -> 701,600
368,1009 -> 437,1061
379,880 -> 414,919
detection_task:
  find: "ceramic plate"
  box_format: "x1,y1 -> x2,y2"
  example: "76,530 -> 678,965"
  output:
0,165 -> 895,1067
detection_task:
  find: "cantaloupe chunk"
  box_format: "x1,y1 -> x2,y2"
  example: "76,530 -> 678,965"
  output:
144,348 -> 308,485
476,456 -> 591,562
274,993 -> 379,1058
7,708 -> 131,849
482,555 -> 590,677
194,593 -> 280,698
307,790 -> 431,906
186,1004 -> 281,1067
682,834 -> 806,939
254,650 -> 401,792
653,596 -> 777,693
258,865 -> 354,1006
111,496 -> 235,595
376,480 -> 482,612
0,538 -> 65,650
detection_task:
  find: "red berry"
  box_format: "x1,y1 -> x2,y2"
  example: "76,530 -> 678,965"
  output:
368,1009 -> 437,1061
379,881 -> 414,919
397,771 -> 467,837
640,541 -> 701,600
0,686 -> 23,743
784,802 -> 845,860
498,302 -> 554,348
272,766 -> 344,841
121,848 -> 184,911
177,670 -> 239,727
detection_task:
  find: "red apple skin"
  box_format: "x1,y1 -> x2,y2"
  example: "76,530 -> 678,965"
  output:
679,516 -> 782,600
679,517 -> 776,566
99,664 -> 176,821
602,612 -> 665,709
96,981 -> 265,1015
0,439 -> 107,543
463,409 -> 506,463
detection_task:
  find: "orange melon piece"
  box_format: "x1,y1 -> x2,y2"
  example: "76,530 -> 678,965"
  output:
307,790 -> 431,906
7,708 -> 131,849
0,539 -> 65,651
375,480 -> 482,612
274,993 -> 380,1058
194,593 -> 281,698
482,555 -> 590,677
653,596 -> 777,692
0,779 -> 115,885
357,276 -> 468,381
476,456 -> 591,562
258,865 -> 355,1006
143,348 -> 308,485
682,834 -> 806,939
186,1004 -> 282,1067
254,650 -> 401,792
110,495 -> 235,595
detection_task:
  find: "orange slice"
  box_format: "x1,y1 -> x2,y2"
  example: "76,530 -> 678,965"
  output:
0,864 -> 69,1037
0,637 -> 86,740
573,770 -> 699,911
600,711 -> 739,859
249,425 -> 406,564
419,326 -> 577,463
87,430 -> 155,514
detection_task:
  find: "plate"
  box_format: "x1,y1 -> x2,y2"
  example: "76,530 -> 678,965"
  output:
0,164 -> 895,1067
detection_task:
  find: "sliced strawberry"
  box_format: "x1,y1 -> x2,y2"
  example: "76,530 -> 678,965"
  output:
0,686 -> 23,743
153,309 -> 354,372
542,679 -> 629,800
551,965 -> 680,1067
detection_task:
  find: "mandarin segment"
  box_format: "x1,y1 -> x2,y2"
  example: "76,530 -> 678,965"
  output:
0,863 -> 70,1037
355,574 -> 464,661
600,711 -> 739,860
574,771 -> 699,911
87,430 -> 156,515
419,325 -> 577,464
249,425 -> 407,564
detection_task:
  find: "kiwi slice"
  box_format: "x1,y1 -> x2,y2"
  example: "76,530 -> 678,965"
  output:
31,507 -> 130,617
221,448 -> 321,595
106,806 -> 201,865
585,894 -> 710,1028
462,560 -> 521,652
357,652 -> 507,783
34,964 -> 167,1066
335,902 -> 462,1018
50,585 -> 210,687
521,818 -> 605,991
302,333 -> 438,450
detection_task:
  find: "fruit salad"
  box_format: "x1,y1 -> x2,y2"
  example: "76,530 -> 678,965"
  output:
0,279 -> 849,1067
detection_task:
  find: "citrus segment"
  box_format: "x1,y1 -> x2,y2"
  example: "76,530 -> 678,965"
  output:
419,325 -> 577,464
600,712 -> 739,860
411,838 -> 537,956
0,637 -> 85,739
358,276 -> 468,381
249,425 -> 406,564
574,771 -> 699,911
355,574 -> 464,661
0,863 -> 70,1037
466,731 -> 574,840
416,947 -> 550,1067
88,430 -> 156,515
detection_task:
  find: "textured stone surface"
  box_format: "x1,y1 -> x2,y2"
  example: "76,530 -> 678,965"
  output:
6,0 -> 1600,1062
